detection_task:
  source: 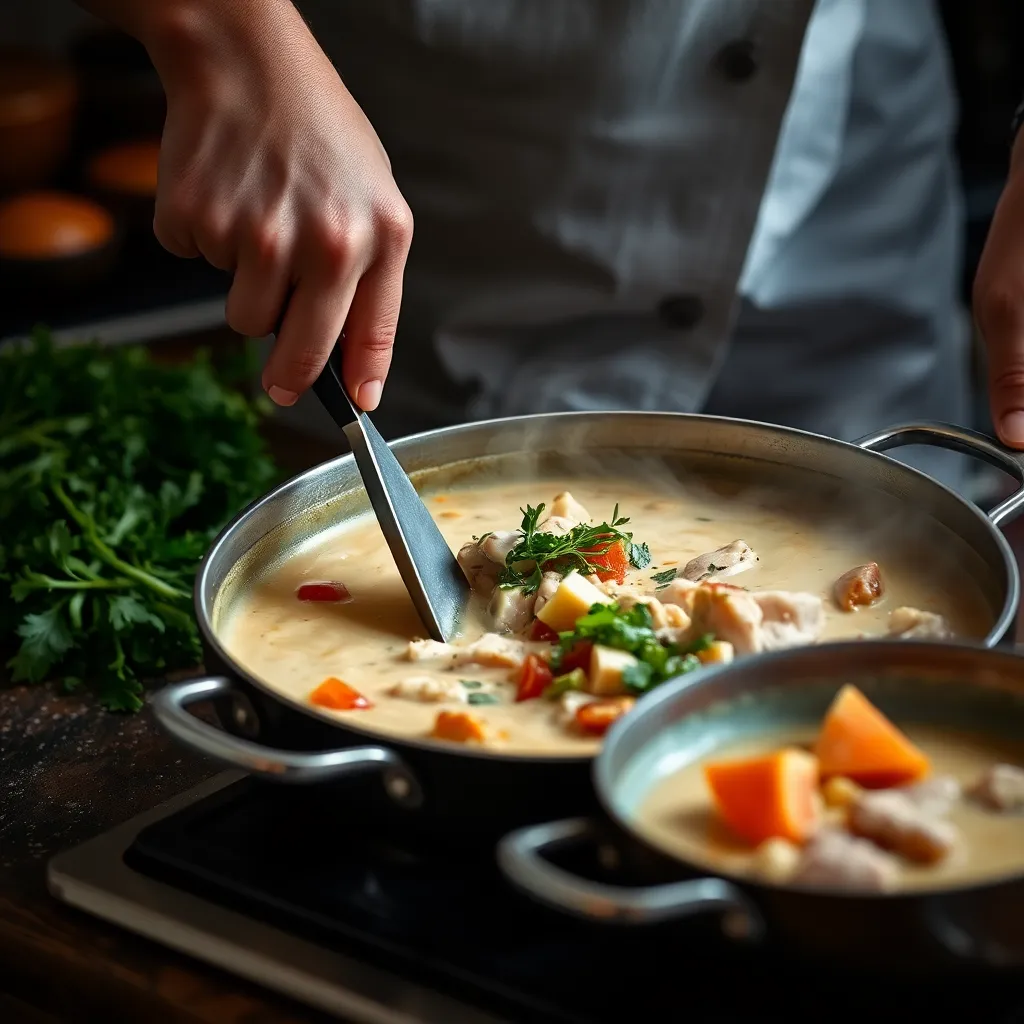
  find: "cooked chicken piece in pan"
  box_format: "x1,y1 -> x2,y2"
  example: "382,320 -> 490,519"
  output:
681,539 -> 757,582
887,606 -> 951,639
834,562 -> 883,611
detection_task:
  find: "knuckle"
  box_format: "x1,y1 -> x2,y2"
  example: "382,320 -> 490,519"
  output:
315,225 -> 357,275
377,196 -> 414,249
990,365 -> 1024,397
247,223 -> 285,266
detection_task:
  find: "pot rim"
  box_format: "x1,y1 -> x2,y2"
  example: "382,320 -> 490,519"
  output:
594,638 -> 1024,901
192,410 -> 1021,764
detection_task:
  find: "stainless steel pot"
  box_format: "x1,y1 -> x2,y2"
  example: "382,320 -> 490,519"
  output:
151,414 -> 1024,832
498,641 -> 1024,972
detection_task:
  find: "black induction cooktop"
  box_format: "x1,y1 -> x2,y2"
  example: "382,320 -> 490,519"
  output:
47,772 -> 1024,1024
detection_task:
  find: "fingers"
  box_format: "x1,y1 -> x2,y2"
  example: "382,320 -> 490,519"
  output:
225,225 -> 291,339
262,273 -> 359,405
341,200 -> 413,411
974,176 -> 1024,448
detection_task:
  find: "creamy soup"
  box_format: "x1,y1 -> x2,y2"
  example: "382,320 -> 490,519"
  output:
218,457 -> 994,756
636,726 -> 1024,891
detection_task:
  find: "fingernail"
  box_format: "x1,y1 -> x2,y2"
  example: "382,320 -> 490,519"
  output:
266,385 -> 298,407
1002,411 -> 1024,445
356,379 -> 382,411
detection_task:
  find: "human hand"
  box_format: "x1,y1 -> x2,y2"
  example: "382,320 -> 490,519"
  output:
974,132 -> 1024,447
141,1 -> 413,409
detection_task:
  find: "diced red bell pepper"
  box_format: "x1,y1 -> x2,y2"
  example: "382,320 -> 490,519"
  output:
575,698 -> 636,736
530,619 -> 559,642
582,539 -> 629,584
516,653 -> 554,702
309,677 -> 372,710
297,581 -> 353,603
558,639 -> 593,675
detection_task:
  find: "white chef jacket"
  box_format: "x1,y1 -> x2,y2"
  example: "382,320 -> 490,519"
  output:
296,0 -> 968,486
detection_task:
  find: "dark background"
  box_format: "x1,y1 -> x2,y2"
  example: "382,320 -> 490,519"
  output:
1,0 -> 1023,367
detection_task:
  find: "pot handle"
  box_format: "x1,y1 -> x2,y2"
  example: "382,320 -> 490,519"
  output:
497,818 -> 764,941
853,421 -> 1024,527
151,676 -> 423,807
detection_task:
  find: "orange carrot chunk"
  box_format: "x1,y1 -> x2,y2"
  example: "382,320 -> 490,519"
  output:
582,539 -> 630,584
704,748 -> 820,846
814,684 -> 930,788
431,710 -> 489,744
309,677 -> 372,710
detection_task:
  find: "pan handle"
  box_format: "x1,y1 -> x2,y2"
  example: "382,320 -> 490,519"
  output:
853,421 -> 1024,527
497,817 -> 764,940
151,676 -> 423,807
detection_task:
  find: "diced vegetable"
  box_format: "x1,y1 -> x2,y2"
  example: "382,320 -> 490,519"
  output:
557,602 -> 710,694
822,775 -> 862,809
530,619 -> 559,642
516,653 -> 554,701
431,710 -> 489,744
309,677 -> 372,710
703,748 -> 820,845
297,581 -> 352,603
558,639 -> 594,675
814,685 -> 930,788
581,539 -> 629,585
588,644 -> 638,696
752,837 -> 802,884
696,640 -> 734,665
575,697 -> 636,735
543,667 -> 587,699
535,571 -> 607,632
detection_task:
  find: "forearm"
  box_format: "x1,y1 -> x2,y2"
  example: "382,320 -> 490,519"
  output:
72,0 -> 312,92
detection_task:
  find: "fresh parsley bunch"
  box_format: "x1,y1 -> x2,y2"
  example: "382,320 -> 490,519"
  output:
0,330 -> 278,710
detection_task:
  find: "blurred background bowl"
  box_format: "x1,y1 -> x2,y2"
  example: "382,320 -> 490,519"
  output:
0,189 -> 120,298
0,48 -> 77,193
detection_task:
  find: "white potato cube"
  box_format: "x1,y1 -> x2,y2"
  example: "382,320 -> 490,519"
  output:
535,571 -> 607,633
588,644 -> 638,696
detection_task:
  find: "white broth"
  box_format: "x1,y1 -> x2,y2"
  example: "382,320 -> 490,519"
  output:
217,459 -> 994,756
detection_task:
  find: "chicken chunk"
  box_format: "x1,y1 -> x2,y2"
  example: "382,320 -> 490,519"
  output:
653,576 -> 701,613
683,585 -> 822,655
750,591 -> 825,650
546,491 -> 590,524
902,775 -> 961,816
488,585 -> 536,634
532,571 -> 562,616
682,540 -> 758,583
968,763 -> 1024,812
887,606 -> 951,639
834,562 -> 883,612
685,585 -> 764,655
388,676 -> 469,703
457,541 -> 501,595
791,828 -> 900,892
848,789 -> 959,864
406,634 -> 544,670
752,838 -> 802,884
480,529 -> 523,565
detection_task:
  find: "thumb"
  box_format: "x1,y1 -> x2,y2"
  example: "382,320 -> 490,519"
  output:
974,177 -> 1024,448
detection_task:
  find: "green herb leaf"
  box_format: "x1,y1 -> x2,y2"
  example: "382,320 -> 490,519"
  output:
650,567 -> 678,590
554,602 -> 713,695
0,330 -> 278,710
543,667 -> 588,699
628,542 -> 651,569
467,692 -> 500,705
459,679 -> 483,689
497,504 -> 649,593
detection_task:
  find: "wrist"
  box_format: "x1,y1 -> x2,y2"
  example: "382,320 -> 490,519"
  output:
132,0 -> 301,97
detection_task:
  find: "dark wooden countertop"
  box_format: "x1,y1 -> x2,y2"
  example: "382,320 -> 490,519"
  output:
0,682 -> 339,1024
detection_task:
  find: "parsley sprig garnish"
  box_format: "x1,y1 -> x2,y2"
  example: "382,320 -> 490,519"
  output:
497,503 -> 650,593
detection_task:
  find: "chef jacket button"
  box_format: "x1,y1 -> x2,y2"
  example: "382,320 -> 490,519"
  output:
657,294 -> 705,329
717,39 -> 758,82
